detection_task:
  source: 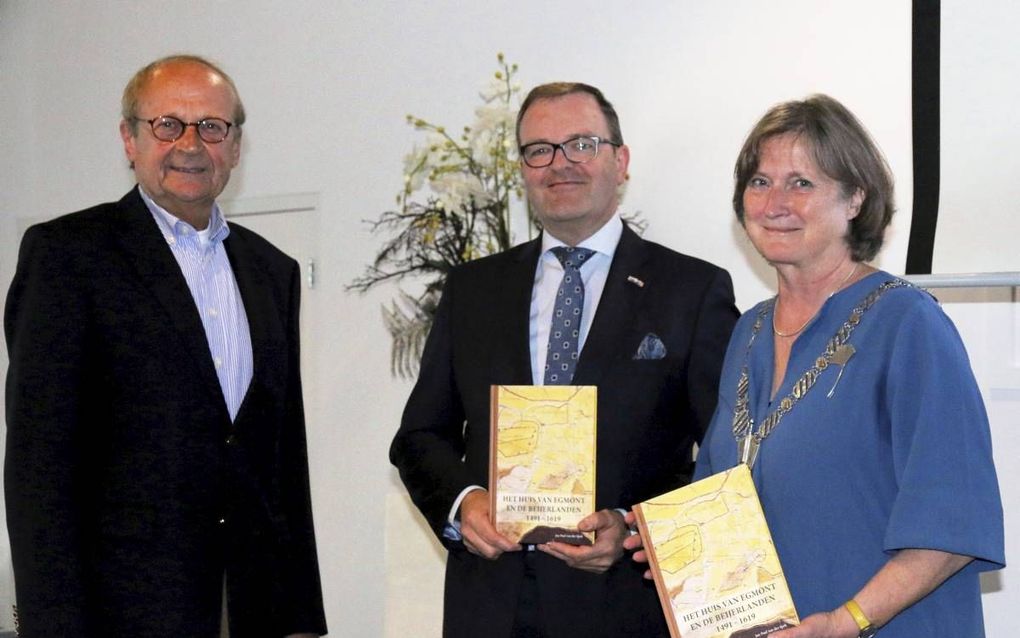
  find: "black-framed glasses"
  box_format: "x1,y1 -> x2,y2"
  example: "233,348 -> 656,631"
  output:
519,135 -> 620,168
135,115 -> 234,143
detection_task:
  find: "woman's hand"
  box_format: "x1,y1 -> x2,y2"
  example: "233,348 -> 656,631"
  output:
771,609 -> 856,638
621,510 -> 653,579
778,548 -> 972,638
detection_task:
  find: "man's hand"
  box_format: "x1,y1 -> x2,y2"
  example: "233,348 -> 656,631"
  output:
621,510 -> 653,579
538,509 -> 628,573
460,489 -> 521,559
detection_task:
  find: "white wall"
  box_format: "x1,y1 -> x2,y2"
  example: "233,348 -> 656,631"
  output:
938,0 -> 1020,273
0,1 -> 1014,636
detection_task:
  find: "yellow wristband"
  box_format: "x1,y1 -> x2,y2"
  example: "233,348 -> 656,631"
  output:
843,599 -> 872,631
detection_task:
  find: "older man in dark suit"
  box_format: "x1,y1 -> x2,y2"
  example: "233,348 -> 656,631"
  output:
390,82 -> 739,637
4,55 -> 326,637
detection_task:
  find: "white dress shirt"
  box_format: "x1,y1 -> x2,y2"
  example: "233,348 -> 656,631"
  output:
139,187 -> 253,421
529,214 -> 623,385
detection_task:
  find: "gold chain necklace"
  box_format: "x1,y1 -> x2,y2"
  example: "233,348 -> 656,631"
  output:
734,277 -> 910,469
772,262 -> 860,338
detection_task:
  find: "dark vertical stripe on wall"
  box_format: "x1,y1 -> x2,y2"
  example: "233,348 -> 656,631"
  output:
907,0 -> 940,274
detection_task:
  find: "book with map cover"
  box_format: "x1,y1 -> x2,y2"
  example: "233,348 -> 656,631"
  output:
632,464 -> 799,638
489,385 -> 596,545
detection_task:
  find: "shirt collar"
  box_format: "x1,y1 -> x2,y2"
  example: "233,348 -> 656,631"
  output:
138,185 -> 231,246
541,213 -> 622,260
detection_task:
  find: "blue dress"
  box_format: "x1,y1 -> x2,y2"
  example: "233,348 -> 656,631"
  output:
696,271 -> 1005,637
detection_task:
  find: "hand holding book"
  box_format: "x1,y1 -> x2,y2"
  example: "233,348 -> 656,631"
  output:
538,509 -> 628,574
622,510 -> 653,579
460,489 -> 522,559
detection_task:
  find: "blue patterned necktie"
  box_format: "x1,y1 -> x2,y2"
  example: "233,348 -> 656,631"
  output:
544,246 -> 595,385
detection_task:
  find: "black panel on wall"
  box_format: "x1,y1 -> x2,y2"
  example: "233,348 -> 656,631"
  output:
907,0 -> 939,274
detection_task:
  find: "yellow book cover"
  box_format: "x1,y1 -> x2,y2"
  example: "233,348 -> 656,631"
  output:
489,385 -> 596,545
632,464 -> 799,638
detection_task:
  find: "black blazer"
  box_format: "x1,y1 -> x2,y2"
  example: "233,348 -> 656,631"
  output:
391,224 -> 738,638
4,188 -> 327,637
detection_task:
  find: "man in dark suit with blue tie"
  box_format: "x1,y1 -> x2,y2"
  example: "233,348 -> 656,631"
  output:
391,82 -> 740,637
4,55 -> 326,637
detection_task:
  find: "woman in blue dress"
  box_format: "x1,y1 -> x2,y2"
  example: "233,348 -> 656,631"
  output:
627,94 -> 1004,637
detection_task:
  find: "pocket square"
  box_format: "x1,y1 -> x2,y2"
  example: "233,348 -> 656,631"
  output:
633,333 -> 667,360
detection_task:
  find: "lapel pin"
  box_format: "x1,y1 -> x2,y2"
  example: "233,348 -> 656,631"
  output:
627,275 -> 645,288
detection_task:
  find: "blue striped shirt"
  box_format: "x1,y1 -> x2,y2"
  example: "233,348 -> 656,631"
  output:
139,188 -> 253,421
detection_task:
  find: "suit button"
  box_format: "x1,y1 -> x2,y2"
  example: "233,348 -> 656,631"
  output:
218,517 -> 226,525
225,435 -> 237,445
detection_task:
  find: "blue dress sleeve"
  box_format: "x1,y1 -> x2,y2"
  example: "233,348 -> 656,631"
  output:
882,294 -> 1005,570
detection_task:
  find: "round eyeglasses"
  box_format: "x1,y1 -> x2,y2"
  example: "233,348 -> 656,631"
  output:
134,115 -> 235,143
519,135 -> 620,168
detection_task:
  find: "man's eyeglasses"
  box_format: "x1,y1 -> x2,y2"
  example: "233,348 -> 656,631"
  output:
519,135 -> 620,168
134,115 -> 235,143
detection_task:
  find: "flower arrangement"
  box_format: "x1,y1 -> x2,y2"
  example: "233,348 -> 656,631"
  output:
349,54 -> 533,378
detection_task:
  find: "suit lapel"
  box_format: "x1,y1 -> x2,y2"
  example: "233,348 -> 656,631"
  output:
573,224 -> 649,386
494,237 -> 541,385
111,188 -> 230,419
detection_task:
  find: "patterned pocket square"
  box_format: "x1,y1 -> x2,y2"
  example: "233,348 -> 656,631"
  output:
633,333 -> 667,360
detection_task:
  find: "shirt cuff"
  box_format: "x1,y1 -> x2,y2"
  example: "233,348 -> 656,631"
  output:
448,485 -> 485,524
615,507 -> 638,536
442,485 -> 485,542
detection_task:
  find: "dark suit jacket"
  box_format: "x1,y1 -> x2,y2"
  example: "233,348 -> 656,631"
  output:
390,224 -> 738,638
4,188 -> 327,637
